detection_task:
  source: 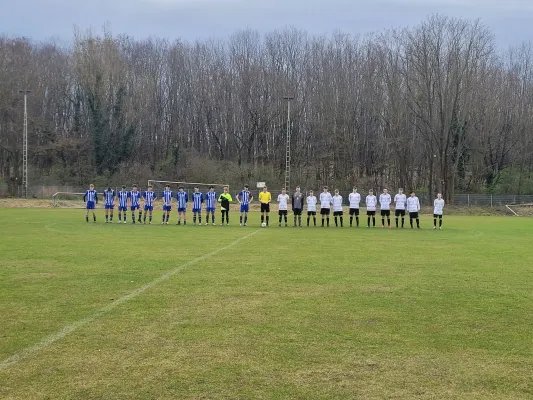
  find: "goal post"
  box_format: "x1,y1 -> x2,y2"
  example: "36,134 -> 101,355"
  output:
505,203 -> 533,217
52,192 -> 89,208
147,180 -> 230,197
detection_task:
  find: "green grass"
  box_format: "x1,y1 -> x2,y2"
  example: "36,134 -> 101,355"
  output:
1,209 -> 532,399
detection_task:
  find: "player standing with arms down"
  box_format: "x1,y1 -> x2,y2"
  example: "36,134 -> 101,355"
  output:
103,186 -> 115,223
306,190 -> 317,227
204,186 -> 217,226
117,185 -> 129,224
84,183 -> 98,223
277,188 -> 290,227
176,186 -> 188,225
237,185 -> 253,227
142,185 -> 157,224
129,184 -> 142,224
319,186 -> 333,227
292,186 -> 304,227
218,186 -> 232,226
394,188 -> 407,228
192,186 -> 203,226
348,187 -> 361,227
379,189 -> 392,228
433,193 -> 445,230
332,189 -> 344,227
161,184 -> 173,225
259,186 -> 271,227
366,189 -> 377,228
407,191 -> 421,229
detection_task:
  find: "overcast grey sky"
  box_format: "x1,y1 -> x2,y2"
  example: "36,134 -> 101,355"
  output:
1,0 -> 532,48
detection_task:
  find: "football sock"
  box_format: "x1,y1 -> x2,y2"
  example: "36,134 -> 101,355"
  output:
284,215 -> 288,224
326,217 -> 329,227
367,217 -> 370,227
321,218 -> 324,227
434,218 -> 437,227
193,215 -> 196,224
226,215 -> 229,223
149,215 -> 152,223
416,219 -> 420,228
350,216 -> 353,226
294,216 -> 297,226
244,216 -> 247,224
138,212 -> 142,221
132,214 -> 135,222
298,215 -> 302,226
261,215 -> 264,223
86,215 -> 89,222
387,218 -> 390,226
381,218 -> 384,226
266,216 -> 269,225
401,217 -> 405,228
439,218 -> 442,227
307,217 -> 310,226
279,215 -> 282,223
163,214 -> 166,223
340,217 -> 343,227
395,217 -> 398,228
356,216 -> 359,226
212,215 -> 215,223
110,214 -> 113,222
372,217 -> 376,227
410,219 -> 413,228
118,213 -> 121,222
106,215 -> 108,222
313,217 -> 316,226
335,217 -> 338,226
199,216 -> 202,224
166,214 -> 170,223
240,215 -> 243,224
93,214 -> 96,222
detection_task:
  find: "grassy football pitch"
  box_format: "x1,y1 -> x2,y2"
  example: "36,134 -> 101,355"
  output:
1,209 -> 532,399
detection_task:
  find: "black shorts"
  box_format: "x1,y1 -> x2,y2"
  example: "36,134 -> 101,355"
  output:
395,209 -> 406,217
333,211 -> 343,216
409,212 -> 419,219
320,208 -> 330,216
307,211 -> 316,216
279,210 -> 288,216
367,210 -> 376,216
433,214 -> 443,218
260,203 -> 270,213
293,208 -> 302,216
349,208 -> 360,216
381,210 -> 391,217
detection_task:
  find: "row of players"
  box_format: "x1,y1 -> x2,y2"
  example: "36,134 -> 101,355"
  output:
83,184 -> 446,229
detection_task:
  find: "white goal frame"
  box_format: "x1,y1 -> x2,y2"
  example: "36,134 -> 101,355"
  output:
505,203 -> 533,217
52,192 -> 87,208
147,180 -> 230,192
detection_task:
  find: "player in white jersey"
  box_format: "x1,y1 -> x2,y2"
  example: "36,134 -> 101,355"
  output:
332,189 -> 344,227
277,188 -> 290,227
394,188 -> 407,228
379,188 -> 392,228
365,189 -> 377,228
348,187 -> 361,227
306,190 -> 318,227
406,191 -> 421,229
433,193 -> 445,230
319,186 -> 333,227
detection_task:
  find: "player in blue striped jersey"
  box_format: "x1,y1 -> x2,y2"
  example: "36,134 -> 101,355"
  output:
142,185 -> 157,224
117,185 -> 129,224
191,186 -> 204,225
84,183 -> 98,223
237,184 -> 253,226
103,186 -> 115,223
176,186 -> 189,225
161,184 -> 173,225
130,184 -> 142,224
204,186 -> 217,225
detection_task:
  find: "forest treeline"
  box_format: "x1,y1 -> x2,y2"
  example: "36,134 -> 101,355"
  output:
1,14 -> 533,201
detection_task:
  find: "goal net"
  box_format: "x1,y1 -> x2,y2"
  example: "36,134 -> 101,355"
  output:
52,192 -> 90,208
147,180 -> 230,198
506,203 -> 533,217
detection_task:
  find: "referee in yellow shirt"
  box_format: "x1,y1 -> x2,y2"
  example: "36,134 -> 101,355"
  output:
259,186 -> 272,226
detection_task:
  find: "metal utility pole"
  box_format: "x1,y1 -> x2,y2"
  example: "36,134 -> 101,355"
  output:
19,90 -> 31,198
283,96 -> 294,191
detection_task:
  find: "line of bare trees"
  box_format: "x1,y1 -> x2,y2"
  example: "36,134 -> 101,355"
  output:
1,15 -> 532,201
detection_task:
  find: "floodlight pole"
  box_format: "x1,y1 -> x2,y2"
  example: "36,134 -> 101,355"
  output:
283,96 -> 294,192
19,90 -> 31,198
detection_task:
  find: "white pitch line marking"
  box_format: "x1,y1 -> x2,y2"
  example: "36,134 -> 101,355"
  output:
0,229 -> 261,371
